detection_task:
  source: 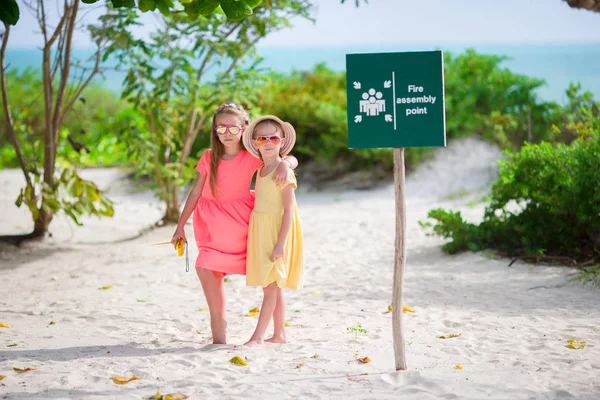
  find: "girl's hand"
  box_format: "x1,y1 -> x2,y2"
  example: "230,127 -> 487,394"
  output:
272,159 -> 290,185
171,226 -> 186,249
270,244 -> 285,262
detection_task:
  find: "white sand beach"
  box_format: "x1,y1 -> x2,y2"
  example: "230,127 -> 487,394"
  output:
1,138 -> 599,399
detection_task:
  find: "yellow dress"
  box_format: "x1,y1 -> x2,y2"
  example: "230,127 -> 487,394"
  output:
246,168 -> 304,289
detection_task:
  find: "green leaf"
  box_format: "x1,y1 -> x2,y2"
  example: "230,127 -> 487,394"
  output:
63,208 -> 82,226
81,0 -> 99,4
189,0 -> 220,18
82,183 -> 101,203
0,0 -> 19,26
15,189 -> 23,207
110,0 -> 136,7
221,0 -> 253,20
156,0 -> 174,15
182,0 -> 199,19
241,0 -> 262,8
45,198 -> 61,213
138,0 -> 157,12
66,177 -> 77,197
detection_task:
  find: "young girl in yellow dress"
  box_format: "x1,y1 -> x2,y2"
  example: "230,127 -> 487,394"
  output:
241,115 -> 304,347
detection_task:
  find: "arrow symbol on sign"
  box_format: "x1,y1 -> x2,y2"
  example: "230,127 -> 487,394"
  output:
385,114 -> 393,122
384,80 -> 391,88
354,115 -> 362,123
353,81 -> 361,89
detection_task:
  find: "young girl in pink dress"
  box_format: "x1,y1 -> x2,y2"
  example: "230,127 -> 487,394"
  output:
171,103 -> 298,344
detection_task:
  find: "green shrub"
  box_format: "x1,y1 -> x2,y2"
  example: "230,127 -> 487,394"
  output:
0,69 -> 129,169
422,113 -> 600,264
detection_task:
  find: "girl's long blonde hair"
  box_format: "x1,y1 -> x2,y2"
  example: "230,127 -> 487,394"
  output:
209,103 -> 250,197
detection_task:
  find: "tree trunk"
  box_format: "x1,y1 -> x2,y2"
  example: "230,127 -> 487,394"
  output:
34,0 -> 78,237
163,206 -> 181,225
39,39 -> 56,236
163,186 -> 181,224
32,209 -> 52,238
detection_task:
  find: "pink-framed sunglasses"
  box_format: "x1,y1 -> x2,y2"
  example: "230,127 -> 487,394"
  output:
255,135 -> 283,146
214,123 -> 243,135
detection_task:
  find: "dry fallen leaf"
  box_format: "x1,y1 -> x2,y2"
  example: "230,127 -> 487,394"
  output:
164,395 -> 189,400
455,364 -> 464,370
385,305 -> 416,314
229,356 -> 248,366
0,322 -> 12,328
295,363 -> 304,369
98,285 -> 113,290
110,375 -> 140,384
247,307 -> 260,317
357,356 -> 371,364
311,354 -> 319,359
196,308 -> 209,312
284,321 -> 291,327
293,357 -> 308,362
49,321 -> 56,325
13,367 -> 37,372
7,343 -> 17,347
150,392 -> 189,400
568,339 -> 586,350
437,333 -> 462,339
0,375 -> 5,380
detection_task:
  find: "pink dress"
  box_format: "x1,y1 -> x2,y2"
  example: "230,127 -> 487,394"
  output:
193,149 -> 262,275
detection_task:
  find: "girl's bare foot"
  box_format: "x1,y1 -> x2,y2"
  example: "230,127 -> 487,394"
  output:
265,334 -> 286,344
244,338 -> 263,347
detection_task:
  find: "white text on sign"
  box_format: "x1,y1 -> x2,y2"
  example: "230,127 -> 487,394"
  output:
397,85 -> 436,116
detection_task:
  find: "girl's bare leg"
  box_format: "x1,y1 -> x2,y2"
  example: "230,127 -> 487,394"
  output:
266,287 -> 286,343
196,268 -> 227,344
244,282 -> 278,347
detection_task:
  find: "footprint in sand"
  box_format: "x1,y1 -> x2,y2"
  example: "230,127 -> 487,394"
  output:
99,325 -> 120,332
199,344 -> 231,352
171,359 -> 195,368
442,320 -> 461,328
527,343 -> 547,352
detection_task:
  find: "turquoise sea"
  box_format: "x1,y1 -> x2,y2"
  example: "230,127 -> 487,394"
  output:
5,43 -> 600,104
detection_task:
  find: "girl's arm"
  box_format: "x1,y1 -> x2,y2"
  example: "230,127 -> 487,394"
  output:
270,184 -> 296,261
171,172 -> 207,245
273,155 -> 298,184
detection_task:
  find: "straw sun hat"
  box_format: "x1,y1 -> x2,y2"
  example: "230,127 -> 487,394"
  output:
242,115 -> 296,159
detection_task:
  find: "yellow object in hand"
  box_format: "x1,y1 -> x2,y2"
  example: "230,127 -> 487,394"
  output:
175,238 -> 185,257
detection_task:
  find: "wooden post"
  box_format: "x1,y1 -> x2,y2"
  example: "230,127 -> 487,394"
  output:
392,148 -> 407,370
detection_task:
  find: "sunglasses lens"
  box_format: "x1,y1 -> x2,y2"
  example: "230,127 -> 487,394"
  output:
256,136 -> 267,146
215,125 -> 227,135
270,136 -> 281,145
229,126 -> 241,135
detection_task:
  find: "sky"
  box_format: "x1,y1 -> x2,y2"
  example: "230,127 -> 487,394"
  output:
8,0 -> 600,48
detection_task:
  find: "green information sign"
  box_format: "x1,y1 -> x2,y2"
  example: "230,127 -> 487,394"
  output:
346,50 -> 446,149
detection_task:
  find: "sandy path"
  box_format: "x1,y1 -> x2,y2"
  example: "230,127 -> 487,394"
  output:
1,138 -> 598,399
